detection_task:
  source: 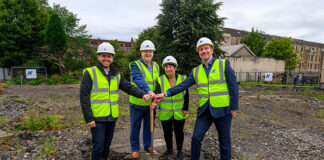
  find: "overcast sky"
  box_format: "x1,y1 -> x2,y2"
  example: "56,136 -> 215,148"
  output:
48,0 -> 324,43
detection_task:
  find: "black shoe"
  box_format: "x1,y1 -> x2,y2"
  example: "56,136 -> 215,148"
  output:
176,151 -> 184,160
162,149 -> 173,156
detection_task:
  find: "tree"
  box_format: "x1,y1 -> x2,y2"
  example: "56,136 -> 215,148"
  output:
110,40 -> 129,76
156,0 -> 225,75
125,26 -> 161,79
241,28 -> 266,56
263,37 -> 299,70
0,0 -> 48,68
43,12 -> 67,75
51,4 -> 92,73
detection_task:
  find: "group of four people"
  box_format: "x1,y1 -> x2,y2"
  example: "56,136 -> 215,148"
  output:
80,37 -> 239,160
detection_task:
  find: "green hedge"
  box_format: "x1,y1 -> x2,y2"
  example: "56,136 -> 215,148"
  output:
6,76 -> 79,85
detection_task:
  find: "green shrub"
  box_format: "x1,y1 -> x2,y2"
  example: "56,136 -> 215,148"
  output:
44,79 -> 55,85
22,112 -> 65,131
29,80 -> 41,85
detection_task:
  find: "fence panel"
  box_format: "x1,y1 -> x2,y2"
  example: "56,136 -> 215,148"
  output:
236,71 -> 320,87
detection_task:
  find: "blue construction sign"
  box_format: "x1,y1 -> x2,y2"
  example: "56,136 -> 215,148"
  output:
26,69 -> 37,79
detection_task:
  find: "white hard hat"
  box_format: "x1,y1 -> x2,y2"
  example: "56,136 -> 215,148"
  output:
196,37 -> 214,52
140,40 -> 155,51
162,56 -> 178,68
97,42 -> 115,54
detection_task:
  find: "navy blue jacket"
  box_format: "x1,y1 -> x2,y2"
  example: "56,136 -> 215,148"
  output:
166,57 -> 239,118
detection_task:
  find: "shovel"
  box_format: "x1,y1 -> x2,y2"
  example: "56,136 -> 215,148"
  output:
150,103 -> 155,159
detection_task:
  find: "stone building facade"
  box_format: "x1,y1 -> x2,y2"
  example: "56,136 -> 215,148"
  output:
222,27 -> 324,73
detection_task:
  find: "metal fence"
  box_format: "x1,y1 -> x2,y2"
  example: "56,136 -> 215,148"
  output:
235,71 -> 321,87
11,66 -> 47,80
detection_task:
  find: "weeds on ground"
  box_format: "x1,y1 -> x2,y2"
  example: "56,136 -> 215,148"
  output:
256,92 -> 261,99
22,111 -> 65,131
0,114 -> 8,127
316,94 -> 324,100
40,137 -> 57,158
315,109 -> 324,120
302,89 -> 316,96
0,96 -> 10,106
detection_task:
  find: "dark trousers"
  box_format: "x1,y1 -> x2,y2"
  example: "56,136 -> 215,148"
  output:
90,121 -> 116,160
191,109 -> 232,160
130,107 -> 152,152
161,118 -> 185,151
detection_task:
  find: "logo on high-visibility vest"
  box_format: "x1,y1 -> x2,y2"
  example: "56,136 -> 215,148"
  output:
212,70 -> 216,73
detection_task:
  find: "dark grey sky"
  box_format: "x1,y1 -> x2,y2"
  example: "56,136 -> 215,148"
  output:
48,0 -> 324,43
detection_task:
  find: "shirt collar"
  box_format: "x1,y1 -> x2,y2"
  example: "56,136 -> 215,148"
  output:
140,58 -> 153,67
202,57 -> 216,69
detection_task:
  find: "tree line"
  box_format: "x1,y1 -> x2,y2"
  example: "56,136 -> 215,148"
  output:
0,0 -> 298,79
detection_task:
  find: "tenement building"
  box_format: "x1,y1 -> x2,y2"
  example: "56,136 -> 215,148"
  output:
222,27 -> 324,73
89,38 -> 135,53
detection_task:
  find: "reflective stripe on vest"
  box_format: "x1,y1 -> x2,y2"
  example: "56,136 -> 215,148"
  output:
193,59 -> 230,108
158,74 -> 188,121
83,66 -> 120,118
129,60 -> 160,106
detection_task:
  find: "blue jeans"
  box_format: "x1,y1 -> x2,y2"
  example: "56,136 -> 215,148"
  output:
130,107 -> 151,152
90,121 -> 116,160
191,109 -> 232,160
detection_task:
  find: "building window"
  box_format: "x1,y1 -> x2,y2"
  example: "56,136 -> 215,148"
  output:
119,44 -> 123,51
235,38 -> 238,44
301,47 -> 303,51
310,63 -> 312,69
315,64 -> 317,69
311,55 -> 313,61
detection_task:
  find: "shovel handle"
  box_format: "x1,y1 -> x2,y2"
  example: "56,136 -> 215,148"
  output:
150,108 -> 154,133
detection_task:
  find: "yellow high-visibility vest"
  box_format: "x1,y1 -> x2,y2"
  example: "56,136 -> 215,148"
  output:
129,60 -> 160,106
193,59 -> 230,108
158,74 -> 188,120
83,66 -> 120,118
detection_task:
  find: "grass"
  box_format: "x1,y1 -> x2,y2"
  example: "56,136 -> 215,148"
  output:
0,114 -> 8,127
40,137 -> 57,158
22,112 -> 65,131
0,96 -> 10,106
315,109 -> 324,120
256,92 -> 261,99
316,94 -> 324,99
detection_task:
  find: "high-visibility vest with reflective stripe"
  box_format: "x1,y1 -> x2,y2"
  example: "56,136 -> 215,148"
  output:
129,60 -> 160,106
158,74 -> 188,121
83,66 -> 121,118
193,59 -> 230,108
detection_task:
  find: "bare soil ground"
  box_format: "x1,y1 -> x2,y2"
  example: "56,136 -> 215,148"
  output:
0,84 -> 323,160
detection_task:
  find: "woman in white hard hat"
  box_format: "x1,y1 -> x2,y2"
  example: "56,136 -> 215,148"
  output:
155,56 -> 189,160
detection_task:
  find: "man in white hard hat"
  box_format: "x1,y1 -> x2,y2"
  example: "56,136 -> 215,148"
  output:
155,37 -> 239,160
129,40 -> 160,158
80,42 -> 151,160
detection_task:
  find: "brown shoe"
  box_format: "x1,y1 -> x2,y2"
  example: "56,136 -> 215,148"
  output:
132,151 -> 140,159
145,147 -> 158,154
